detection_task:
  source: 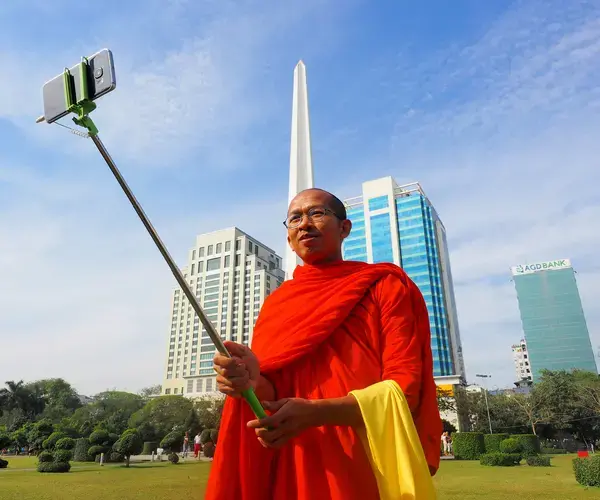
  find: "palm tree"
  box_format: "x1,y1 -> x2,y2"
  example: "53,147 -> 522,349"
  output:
0,380 -> 44,417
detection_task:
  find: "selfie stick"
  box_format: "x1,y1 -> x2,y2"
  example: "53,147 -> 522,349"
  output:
37,58 -> 267,421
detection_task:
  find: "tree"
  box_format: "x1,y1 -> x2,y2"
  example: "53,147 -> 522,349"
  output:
436,387 -> 457,414
0,432 -> 11,450
26,419 -> 54,451
128,396 -> 193,442
113,429 -> 143,467
11,427 -> 29,450
511,390 -> 550,436
0,380 -> 44,417
195,396 -> 225,430
184,409 -> 202,436
139,385 -> 162,399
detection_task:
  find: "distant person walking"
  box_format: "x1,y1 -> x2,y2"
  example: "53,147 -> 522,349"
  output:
182,432 -> 190,457
194,432 -> 202,458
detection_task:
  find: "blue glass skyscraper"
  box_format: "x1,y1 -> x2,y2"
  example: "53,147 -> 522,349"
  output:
511,259 -> 597,380
343,177 -> 465,384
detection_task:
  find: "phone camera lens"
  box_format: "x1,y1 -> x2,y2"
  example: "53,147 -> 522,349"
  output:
94,68 -> 103,79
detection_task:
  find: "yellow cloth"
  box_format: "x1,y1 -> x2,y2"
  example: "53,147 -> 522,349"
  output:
350,380 -> 437,500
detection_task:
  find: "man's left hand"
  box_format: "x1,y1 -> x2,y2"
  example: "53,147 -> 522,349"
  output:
247,398 -> 319,449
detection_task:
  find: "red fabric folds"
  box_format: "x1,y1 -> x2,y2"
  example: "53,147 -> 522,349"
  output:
205,260 -> 442,500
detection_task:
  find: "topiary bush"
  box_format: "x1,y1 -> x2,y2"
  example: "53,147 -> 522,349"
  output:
142,441 -> 158,455
210,429 -> 218,445
0,458 -> 8,469
203,442 -> 215,458
55,437 -> 76,451
200,429 -> 213,445
573,456 -> 600,487
452,433 -> 485,460
53,450 -> 73,463
480,453 -> 521,466
37,461 -> 71,473
37,451 -> 54,463
168,453 -> 180,464
484,434 -> 509,453
526,455 -> 551,467
73,438 -> 93,462
541,447 -> 567,455
42,432 -> 67,450
88,445 -> 109,460
500,438 -> 523,455
160,431 -> 184,452
511,434 -> 540,457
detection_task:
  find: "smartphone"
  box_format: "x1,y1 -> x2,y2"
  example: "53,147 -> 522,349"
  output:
42,48 -> 116,124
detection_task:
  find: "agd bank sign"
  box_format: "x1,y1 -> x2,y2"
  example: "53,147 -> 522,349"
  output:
511,259 -> 572,276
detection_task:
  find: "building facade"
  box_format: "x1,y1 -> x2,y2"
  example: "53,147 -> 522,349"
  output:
162,228 -> 285,397
511,258 -> 597,380
511,339 -> 533,383
343,176 -> 466,385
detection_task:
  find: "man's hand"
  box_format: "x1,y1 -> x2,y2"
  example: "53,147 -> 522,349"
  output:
213,341 -> 260,398
246,398 -> 319,449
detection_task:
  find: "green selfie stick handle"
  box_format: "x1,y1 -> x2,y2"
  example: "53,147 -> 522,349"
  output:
242,389 -> 268,419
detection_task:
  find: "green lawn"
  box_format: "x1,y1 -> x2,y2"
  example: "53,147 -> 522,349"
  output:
0,454 -> 595,499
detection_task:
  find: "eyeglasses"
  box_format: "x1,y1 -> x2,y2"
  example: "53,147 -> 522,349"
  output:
283,207 -> 341,229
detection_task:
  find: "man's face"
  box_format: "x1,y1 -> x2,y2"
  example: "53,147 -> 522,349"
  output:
286,190 -> 351,265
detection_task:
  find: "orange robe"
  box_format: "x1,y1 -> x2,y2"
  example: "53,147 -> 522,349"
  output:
205,260 -> 441,500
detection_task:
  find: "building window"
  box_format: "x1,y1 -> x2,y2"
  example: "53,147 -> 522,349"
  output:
225,241 -> 231,252
191,263 -> 195,275
199,247 -> 204,257
192,250 -> 196,260
368,195 -> 389,211
207,245 -> 213,256
196,379 -> 203,392
249,241 -> 253,252
198,261 -> 204,273
235,255 -> 240,267
216,243 -> 222,254
206,258 -> 221,272
235,239 -> 241,251
187,380 -> 194,393
206,378 -> 213,392
174,388 -> 178,394
165,388 -> 171,394
224,255 -> 231,268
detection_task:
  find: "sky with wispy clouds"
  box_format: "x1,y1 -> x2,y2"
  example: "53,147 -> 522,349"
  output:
1,0 -> 599,395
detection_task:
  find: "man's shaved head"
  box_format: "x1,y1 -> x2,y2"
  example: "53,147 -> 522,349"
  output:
292,188 -> 347,220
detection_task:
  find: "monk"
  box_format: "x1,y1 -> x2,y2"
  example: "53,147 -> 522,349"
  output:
206,188 -> 442,500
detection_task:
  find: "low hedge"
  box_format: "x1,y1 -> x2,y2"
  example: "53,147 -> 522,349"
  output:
573,456 -> 600,487
510,434 -> 540,457
453,433 -> 485,460
526,455 -> 551,467
484,434 -> 509,453
480,453 -> 522,466
37,461 -> 71,473
541,447 -> 567,455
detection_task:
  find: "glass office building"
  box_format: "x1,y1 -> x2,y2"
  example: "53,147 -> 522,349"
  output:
511,259 -> 597,380
343,177 -> 465,383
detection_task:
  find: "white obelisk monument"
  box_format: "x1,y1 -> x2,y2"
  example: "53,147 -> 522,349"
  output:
285,60 -> 315,280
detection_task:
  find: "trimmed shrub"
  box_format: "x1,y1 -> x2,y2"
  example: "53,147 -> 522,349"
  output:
88,430 -> 110,446
142,441 -> 158,455
72,438 -> 92,462
480,453 -> 521,466
42,432 -> 67,450
573,456 -> 600,487
500,438 -> 523,455
160,431 -> 184,452
511,434 -> 540,457
200,429 -> 213,445
541,447 -> 567,455
88,445 -> 109,459
37,451 -> 54,463
55,437 -> 76,451
37,461 -> 71,473
204,442 -> 215,458
168,453 -> 180,464
0,458 -> 8,469
210,429 -> 218,445
484,434 -> 509,453
453,433 -> 485,460
526,455 -> 551,467
53,450 -> 73,463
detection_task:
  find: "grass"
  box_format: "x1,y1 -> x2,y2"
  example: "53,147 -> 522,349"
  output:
0,454 -> 596,499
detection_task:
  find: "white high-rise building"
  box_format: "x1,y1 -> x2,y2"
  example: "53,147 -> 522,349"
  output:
512,339 -> 533,383
162,228 -> 285,397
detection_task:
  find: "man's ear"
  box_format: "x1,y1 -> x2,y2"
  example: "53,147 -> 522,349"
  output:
340,219 -> 352,240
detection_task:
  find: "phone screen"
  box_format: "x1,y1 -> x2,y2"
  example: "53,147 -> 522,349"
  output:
42,49 -> 116,123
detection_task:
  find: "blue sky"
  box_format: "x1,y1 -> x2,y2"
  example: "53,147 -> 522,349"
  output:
1,0 -> 599,394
